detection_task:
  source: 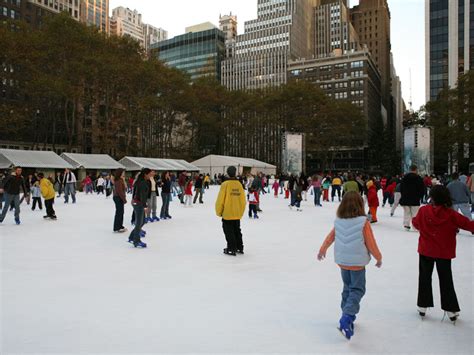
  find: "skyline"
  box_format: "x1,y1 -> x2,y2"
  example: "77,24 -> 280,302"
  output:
109,0 -> 425,111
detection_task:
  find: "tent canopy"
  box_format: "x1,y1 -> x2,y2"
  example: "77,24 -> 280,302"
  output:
119,157 -> 199,172
0,149 -> 73,170
61,153 -> 124,170
191,155 -> 277,176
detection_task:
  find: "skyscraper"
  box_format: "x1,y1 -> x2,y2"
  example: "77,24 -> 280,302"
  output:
425,0 -> 473,102
80,0 -> 109,33
221,0 -> 318,90
219,13 -> 238,42
110,7 -> 144,47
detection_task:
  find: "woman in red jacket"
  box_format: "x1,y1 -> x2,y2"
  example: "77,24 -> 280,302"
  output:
412,185 -> 474,322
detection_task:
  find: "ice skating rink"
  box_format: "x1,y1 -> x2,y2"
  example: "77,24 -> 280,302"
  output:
1,187 -> 473,354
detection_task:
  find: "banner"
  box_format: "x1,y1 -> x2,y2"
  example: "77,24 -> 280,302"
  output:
403,127 -> 432,176
282,133 -> 303,175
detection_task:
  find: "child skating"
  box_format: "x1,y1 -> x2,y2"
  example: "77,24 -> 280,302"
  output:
184,179 -> 193,207
317,192 -> 382,340
412,185 -> 474,323
248,187 -> 259,219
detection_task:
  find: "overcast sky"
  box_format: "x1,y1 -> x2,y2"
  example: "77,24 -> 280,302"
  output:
109,0 -> 425,110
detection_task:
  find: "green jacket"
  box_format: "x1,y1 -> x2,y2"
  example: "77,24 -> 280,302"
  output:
343,180 -> 360,193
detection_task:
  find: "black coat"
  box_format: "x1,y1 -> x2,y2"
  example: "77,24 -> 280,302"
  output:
2,174 -> 26,195
400,173 -> 425,206
132,179 -> 150,207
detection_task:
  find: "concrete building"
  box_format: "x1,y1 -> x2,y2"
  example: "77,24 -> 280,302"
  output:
80,0 -> 108,33
152,27 -> 226,81
314,0 -> 361,58
28,0 -> 80,20
221,0 -> 319,91
219,13 -> 238,42
110,7 -> 144,47
425,0 -> 473,102
288,48 -> 383,170
143,23 -> 168,53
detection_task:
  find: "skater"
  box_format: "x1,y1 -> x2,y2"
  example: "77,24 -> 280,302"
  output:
322,176 -> 331,202
128,168 -> 152,248
390,181 -> 402,217
467,172 -> 474,212
160,171 -> 172,220
82,174 -> 93,194
383,179 -> 396,207
215,166 -> 246,256
145,170 -> 159,222
38,173 -> 56,220
447,173 -> 472,221
367,180 -> 379,223
412,185 -> 474,322
290,177 -> 303,211
0,167 -> 26,225
31,180 -> 43,211
272,179 -> 280,198
105,176 -> 113,198
248,187 -> 259,219
317,191 -> 382,340
400,165 -> 425,231
193,174 -> 204,204
204,174 -> 210,189
62,168 -> 77,204
54,172 -> 63,197
312,174 -> 322,206
184,178 -> 193,206
112,168 -> 127,233
96,175 -> 105,195
331,174 -> 343,202
178,171 -> 187,204
343,174 -> 359,196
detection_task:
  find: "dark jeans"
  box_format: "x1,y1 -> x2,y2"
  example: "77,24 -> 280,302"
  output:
64,183 -> 76,203
160,192 -> 171,218
0,193 -> 20,222
290,190 -> 296,206
341,268 -> 366,316
222,219 -> 243,252
313,187 -> 321,206
129,204 -> 145,243
32,197 -> 43,210
45,198 -> 55,217
418,254 -> 460,312
249,204 -> 258,217
113,196 -> 124,231
383,192 -> 394,206
332,185 -> 341,201
193,188 -> 203,204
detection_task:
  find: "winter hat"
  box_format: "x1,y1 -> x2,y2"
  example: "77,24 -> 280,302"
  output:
227,166 -> 237,178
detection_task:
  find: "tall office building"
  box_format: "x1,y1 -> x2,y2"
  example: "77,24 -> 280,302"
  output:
152,26 -> 226,81
221,0 -> 319,90
143,23 -> 167,53
351,0 -> 391,106
110,7 -> 144,47
26,0 -> 80,20
80,0 -> 108,33
314,0 -> 361,57
219,13 -> 237,42
425,0 -> 473,102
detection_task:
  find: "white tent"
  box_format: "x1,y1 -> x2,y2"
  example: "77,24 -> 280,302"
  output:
61,153 -> 124,170
191,155 -> 277,176
119,157 -> 199,172
0,149 -> 73,170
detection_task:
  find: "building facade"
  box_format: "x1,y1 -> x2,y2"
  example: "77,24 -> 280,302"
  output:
152,27 -> 226,81
425,0 -> 473,102
80,0 -> 108,33
314,0 -> 361,58
288,49 -> 383,170
110,7 -> 144,47
143,23 -> 167,53
219,13 -> 237,42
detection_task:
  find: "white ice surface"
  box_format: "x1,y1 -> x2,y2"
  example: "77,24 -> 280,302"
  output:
1,187 -> 473,354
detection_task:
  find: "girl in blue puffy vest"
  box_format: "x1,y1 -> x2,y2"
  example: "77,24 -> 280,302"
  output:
317,191 -> 383,340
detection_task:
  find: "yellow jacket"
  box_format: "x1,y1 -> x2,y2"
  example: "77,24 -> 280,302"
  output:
204,175 -> 210,183
40,178 -> 55,200
215,179 -> 246,220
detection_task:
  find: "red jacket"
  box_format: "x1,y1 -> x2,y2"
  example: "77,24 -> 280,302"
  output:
367,185 -> 379,207
412,205 -> 474,259
185,182 -> 193,195
248,191 -> 259,205
385,182 -> 396,195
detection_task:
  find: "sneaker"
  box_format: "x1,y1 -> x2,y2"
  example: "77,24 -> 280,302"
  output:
418,307 -> 427,317
338,314 -> 354,340
223,248 -> 236,256
133,241 -> 147,248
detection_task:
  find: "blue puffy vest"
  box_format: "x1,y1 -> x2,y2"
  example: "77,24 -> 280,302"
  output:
334,216 -> 371,267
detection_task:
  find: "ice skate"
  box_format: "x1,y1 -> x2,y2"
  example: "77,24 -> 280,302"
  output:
443,311 -> 459,324
418,307 -> 427,318
223,248 -> 236,256
337,314 -> 354,340
133,241 -> 147,248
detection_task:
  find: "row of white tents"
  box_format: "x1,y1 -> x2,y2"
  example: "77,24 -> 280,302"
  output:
0,150 -> 277,178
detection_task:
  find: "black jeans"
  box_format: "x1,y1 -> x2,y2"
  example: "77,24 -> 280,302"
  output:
113,196 -> 124,231
249,204 -> 257,217
418,254 -> 460,312
44,198 -> 55,217
160,192 -> 171,218
129,205 -> 145,243
32,197 -> 42,210
193,188 -> 203,204
332,185 -> 341,200
222,219 -> 243,252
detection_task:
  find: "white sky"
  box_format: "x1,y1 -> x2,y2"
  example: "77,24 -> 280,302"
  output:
109,0 -> 425,110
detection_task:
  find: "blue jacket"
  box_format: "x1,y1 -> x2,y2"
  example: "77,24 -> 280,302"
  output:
334,217 -> 371,267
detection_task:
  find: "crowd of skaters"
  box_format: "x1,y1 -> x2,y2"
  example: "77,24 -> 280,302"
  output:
1,163 -> 474,341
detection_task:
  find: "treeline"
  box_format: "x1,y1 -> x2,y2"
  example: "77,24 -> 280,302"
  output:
424,71 -> 473,173
0,14 -> 368,170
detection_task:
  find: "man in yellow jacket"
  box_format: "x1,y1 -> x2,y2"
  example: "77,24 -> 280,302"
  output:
215,166 -> 246,256
39,173 -> 57,220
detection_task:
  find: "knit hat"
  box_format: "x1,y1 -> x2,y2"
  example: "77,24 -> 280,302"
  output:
227,166 -> 237,178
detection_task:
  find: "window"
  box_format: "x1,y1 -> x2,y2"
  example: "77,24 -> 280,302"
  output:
351,61 -> 364,68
